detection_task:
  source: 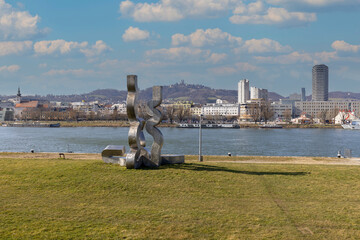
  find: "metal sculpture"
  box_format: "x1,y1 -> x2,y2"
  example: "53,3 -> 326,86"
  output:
145,86 -> 164,167
103,74 -> 184,169
125,75 -> 150,169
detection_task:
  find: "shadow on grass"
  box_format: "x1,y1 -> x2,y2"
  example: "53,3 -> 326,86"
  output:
160,163 -> 310,176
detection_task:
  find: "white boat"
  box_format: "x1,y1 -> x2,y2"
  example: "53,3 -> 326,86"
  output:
342,120 -> 360,129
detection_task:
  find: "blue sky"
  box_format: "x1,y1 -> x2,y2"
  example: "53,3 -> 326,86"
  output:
1,0 -> 360,97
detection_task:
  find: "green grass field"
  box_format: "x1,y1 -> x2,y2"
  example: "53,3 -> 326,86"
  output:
1,157 -> 360,239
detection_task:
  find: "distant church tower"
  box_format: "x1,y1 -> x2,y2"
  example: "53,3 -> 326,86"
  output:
16,87 -> 22,104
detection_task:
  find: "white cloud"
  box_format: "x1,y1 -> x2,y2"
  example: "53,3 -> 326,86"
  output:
239,38 -> 291,53
314,51 -> 338,63
43,68 -> 95,77
207,53 -> 227,64
230,7 -> 316,27
34,39 -> 110,57
209,66 -> 237,75
34,39 -> 88,55
235,62 -> 258,72
0,41 -> 32,56
0,64 -> 20,72
331,40 -> 360,53
122,26 -> 150,42
254,51 -> 313,64
254,51 -> 338,64
208,62 -> 257,75
119,0 -> 237,22
0,0 -> 47,39
172,28 -> 242,47
145,47 -> 210,62
80,40 -> 111,57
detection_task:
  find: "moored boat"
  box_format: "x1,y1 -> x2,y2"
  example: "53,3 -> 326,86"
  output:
342,120 -> 360,129
177,123 -> 240,128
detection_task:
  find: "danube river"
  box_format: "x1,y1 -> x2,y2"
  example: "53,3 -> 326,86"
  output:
0,127 -> 358,157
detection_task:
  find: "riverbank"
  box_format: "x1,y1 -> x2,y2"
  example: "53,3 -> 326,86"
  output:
1,154 -> 360,239
1,152 -> 358,165
1,120 -> 343,128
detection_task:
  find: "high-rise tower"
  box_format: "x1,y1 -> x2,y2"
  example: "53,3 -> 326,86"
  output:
312,64 -> 328,101
238,79 -> 249,104
301,88 -> 306,101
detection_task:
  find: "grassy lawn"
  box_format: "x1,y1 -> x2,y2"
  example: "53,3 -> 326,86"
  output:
1,157 -> 360,239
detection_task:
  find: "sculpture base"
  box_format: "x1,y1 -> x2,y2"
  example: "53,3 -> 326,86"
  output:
161,154 -> 185,165
102,156 -> 126,166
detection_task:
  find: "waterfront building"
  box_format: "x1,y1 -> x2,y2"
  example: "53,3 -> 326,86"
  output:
0,107 -> 14,121
312,64 -> 329,101
238,99 -> 266,122
190,106 -> 202,116
172,101 -> 193,109
270,102 -> 293,120
294,100 -> 360,117
238,79 -> 249,104
71,101 -> 100,113
250,87 -> 268,101
111,103 -> 127,114
202,100 -> 239,116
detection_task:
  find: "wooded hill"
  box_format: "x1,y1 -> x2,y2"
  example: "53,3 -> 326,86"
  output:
2,82 -> 360,104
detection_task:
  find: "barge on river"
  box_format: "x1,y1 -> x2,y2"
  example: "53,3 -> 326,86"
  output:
4,122 -> 60,128
177,123 -> 240,129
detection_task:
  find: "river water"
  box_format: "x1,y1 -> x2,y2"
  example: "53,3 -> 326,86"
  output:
0,127 -> 358,157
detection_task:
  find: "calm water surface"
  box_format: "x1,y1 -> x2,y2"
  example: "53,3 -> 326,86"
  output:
0,127 -> 358,157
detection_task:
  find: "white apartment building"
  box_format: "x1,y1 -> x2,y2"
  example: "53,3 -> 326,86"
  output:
238,79 -> 250,104
111,103 -> 127,113
250,87 -> 268,100
202,101 -> 239,116
71,101 -> 99,113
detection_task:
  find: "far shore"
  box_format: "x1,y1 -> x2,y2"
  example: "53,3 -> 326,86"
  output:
0,152 -> 358,165
1,120 -> 343,129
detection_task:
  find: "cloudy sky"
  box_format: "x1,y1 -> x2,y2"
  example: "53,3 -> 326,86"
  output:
1,0 -> 360,96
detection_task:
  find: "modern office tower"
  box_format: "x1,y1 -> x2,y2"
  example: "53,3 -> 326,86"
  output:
301,88 -> 306,101
250,87 -> 268,100
312,64 -> 329,101
238,79 -> 250,104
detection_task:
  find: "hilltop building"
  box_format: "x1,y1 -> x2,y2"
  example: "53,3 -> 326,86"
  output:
312,64 -> 329,101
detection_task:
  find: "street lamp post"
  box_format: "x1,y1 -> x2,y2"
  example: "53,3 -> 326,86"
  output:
199,114 -> 203,162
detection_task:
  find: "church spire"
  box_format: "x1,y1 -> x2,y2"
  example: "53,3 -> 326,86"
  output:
17,87 -> 21,97
16,87 -> 22,104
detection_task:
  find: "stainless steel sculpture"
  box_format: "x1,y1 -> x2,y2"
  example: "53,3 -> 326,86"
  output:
145,86 -> 164,167
103,74 -> 184,169
125,75 -> 151,169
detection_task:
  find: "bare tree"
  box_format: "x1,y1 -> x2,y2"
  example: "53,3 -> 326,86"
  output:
166,106 -> 176,124
326,108 -> 339,124
283,109 -> 292,122
261,102 -> 274,123
249,104 -> 262,123
317,110 -> 328,124
175,106 -> 190,123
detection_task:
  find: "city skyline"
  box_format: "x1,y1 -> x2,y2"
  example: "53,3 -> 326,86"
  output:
0,1 -> 360,96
